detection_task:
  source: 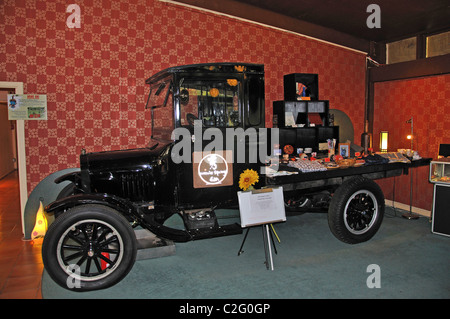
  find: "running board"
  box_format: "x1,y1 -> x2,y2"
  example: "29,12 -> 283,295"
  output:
134,229 -> 176,260
187,223 -> 243,240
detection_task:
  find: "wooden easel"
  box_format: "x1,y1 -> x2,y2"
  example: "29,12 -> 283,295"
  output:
237,187 -> 285,270
237,223 -> 280,270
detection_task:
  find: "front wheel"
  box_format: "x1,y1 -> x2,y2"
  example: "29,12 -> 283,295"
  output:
42,204 -> 137,291
328,176 -> 384,244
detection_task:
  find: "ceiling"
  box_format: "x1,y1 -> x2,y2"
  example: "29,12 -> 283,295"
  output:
232,0 -> 450,43
172,0 -> 450,53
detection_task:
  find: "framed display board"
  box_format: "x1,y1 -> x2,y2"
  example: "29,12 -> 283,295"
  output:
7,94 -> 47,120
238,187 -> 286,227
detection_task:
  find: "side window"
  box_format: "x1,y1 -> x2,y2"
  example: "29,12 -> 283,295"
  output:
152,92 -> 174,141
179,79 -> 241,127
179,88 -> 199,126
247,76 -> 263,127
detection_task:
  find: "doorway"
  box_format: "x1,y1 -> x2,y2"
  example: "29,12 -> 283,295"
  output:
0,88 -> 18,178
0,82 -> 27,236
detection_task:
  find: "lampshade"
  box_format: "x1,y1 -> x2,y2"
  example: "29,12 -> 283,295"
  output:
380,131 -> 388,152
31,201 -> 48,240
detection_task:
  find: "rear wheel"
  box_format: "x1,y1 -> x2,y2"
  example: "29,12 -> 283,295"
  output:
328,176 -> 384,244
42,204 -> 137,291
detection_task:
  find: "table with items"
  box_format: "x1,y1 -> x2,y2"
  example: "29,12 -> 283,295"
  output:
264,152 -> 431,191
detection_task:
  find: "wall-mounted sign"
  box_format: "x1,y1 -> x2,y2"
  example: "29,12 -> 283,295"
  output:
7,94 -> 47,120
193,150 -> 233,188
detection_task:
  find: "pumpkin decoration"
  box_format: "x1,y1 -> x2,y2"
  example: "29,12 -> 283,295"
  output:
227,79 -> 238,86
209,88 -> 219,97
283,144 -> 294,155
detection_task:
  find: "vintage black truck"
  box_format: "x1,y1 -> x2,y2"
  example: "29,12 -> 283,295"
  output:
41,63 -> 429,291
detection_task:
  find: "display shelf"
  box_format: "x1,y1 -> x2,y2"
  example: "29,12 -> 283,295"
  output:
429,158 -> 450,184
273,100 -> 330,127
278,126 -> 339,153
283,73 -> 319,101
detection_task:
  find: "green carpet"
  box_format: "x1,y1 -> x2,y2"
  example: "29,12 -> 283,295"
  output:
41,207 -> 450,299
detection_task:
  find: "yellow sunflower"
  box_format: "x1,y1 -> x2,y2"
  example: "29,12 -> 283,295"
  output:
239,169 -> 259,191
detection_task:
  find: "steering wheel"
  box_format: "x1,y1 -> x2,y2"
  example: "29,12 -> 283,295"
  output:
186,113 -> 199,126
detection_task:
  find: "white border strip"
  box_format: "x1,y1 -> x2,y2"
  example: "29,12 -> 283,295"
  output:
0,81 -> 27,235
385,199 -> 431,218
159,0 -> 367,55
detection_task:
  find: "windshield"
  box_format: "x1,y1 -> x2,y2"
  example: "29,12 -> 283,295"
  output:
146,77 -> 174,142
147,78 -> 172,109
179,78 -> 241,127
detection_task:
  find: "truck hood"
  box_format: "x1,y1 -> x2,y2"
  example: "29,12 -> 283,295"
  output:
80,143 -> 172,173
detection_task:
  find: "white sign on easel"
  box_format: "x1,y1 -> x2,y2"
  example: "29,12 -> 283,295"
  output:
238,187 -> 286,228
237,187 -> 286,270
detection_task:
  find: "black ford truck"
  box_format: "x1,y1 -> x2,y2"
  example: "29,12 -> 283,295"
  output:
42,63 -> 429,291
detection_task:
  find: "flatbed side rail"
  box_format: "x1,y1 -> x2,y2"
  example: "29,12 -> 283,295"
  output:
265,158 -> 431,191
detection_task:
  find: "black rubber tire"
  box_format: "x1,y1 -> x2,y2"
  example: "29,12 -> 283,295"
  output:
56,183 -> 75,200
328,176 -> 385,244
54,183 -> 75,218
42,204 -> 137,291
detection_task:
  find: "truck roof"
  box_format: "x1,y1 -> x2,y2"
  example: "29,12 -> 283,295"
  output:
145,62 -> 264,85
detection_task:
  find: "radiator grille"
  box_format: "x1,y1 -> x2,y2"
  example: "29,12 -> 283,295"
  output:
120,171 -> 153,201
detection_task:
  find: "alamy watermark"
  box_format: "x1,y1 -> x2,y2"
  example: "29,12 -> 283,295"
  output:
366,4 -> 381,29
66,4 -> 81,29
66,264 -> 81,289
66,4 -> 380,30
170,120 -> 280,172
366,264 -> 381,288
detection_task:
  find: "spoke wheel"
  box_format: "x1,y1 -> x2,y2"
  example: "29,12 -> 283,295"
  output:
328,176 -> 384,244
43,205 -> 137,291
57,219 -> 124,281
343,190 -> 378,235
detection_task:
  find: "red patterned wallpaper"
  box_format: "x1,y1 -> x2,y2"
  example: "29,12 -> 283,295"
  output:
373,74 -> 450,211
1,0 -> 366,193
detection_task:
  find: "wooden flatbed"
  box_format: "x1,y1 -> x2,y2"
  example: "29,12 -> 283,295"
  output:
265,158 -> 431,191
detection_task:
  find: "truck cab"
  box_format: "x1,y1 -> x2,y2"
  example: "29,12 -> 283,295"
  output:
145,63 -> 268,213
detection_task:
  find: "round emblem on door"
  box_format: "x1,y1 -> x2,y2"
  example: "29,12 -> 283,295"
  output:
197,153 -> 229,185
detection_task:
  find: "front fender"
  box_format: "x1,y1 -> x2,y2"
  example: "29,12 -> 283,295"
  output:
54,171 -> 79,184
45,193 -> 141,224
23,168 -> 80,240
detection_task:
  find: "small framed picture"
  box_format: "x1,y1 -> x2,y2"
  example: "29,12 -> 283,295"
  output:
339,143 -> 350,158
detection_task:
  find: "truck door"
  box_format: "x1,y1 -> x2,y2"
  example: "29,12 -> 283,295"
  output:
172,76 -> 241,209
